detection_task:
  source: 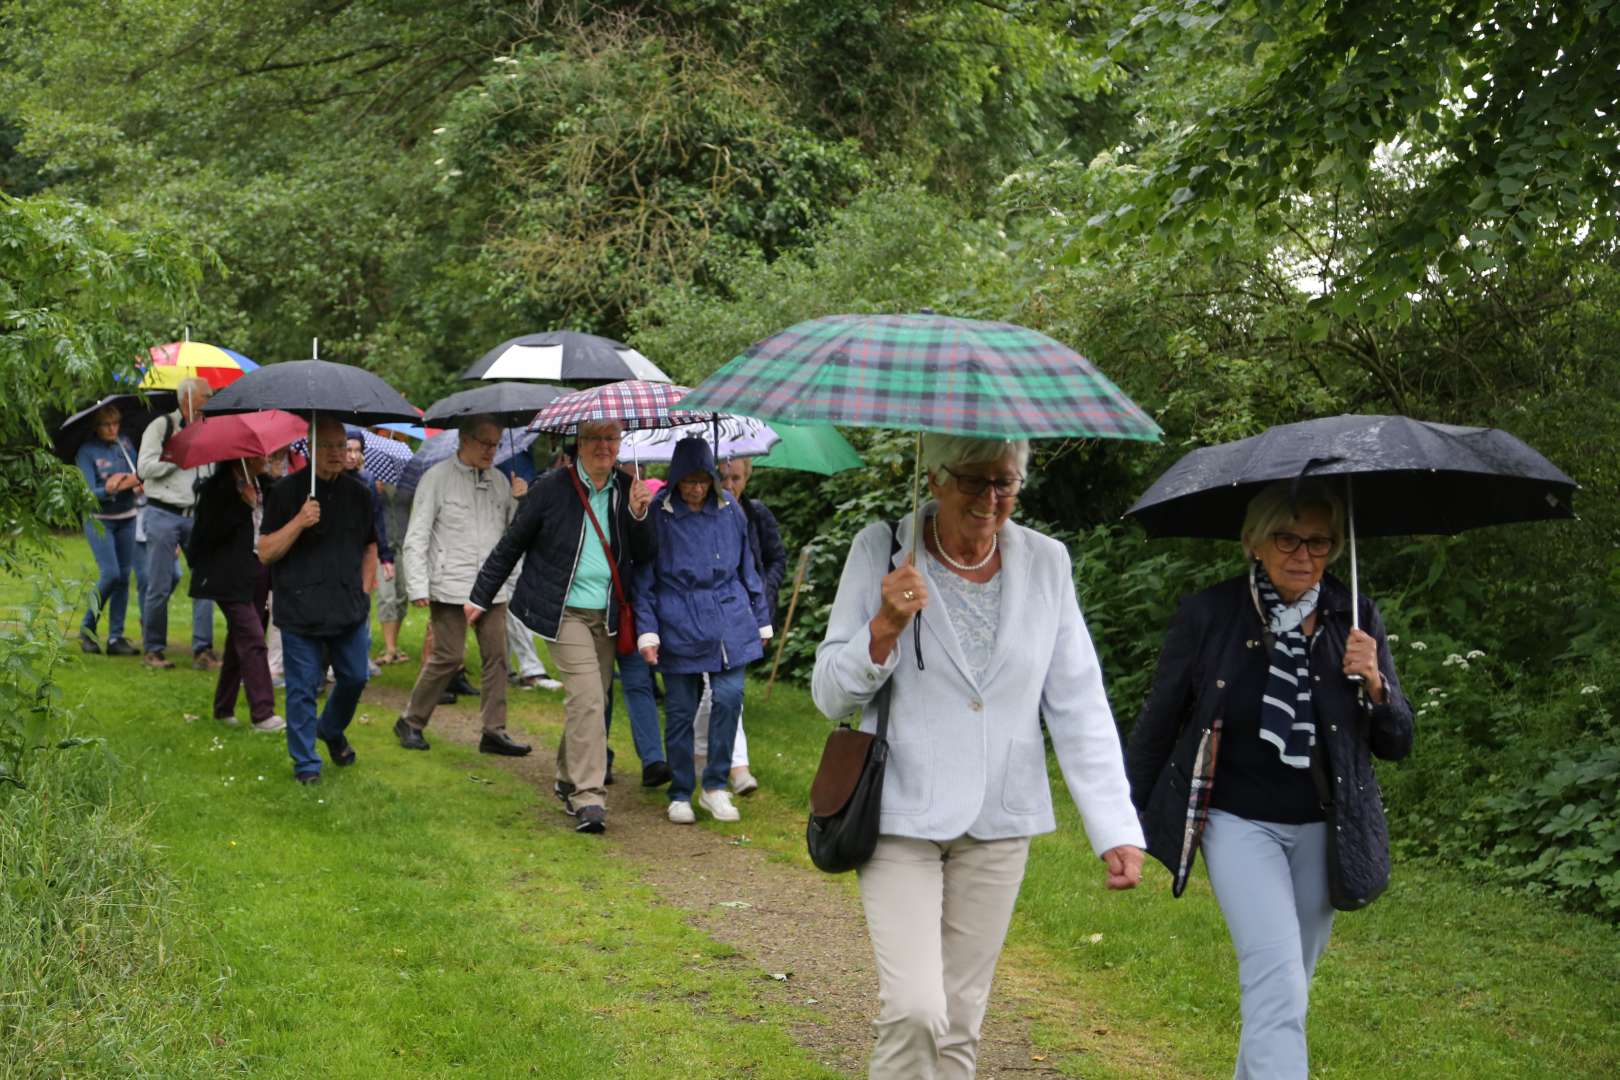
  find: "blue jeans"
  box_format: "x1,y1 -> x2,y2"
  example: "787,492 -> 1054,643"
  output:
140,506 -> 215,655
280,620 -> 371,777
662,667 -> 744,802
82,516 -> 136,639
616,650 -> 665,767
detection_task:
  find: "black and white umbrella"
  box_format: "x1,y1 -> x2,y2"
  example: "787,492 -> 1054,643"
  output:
460,331 -> 670,384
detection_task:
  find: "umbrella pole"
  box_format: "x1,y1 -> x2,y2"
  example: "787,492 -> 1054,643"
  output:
764,547 -> 812,703
1347,476 -> 1360,632
310,410 -> 318,499
909,431 -> 923,565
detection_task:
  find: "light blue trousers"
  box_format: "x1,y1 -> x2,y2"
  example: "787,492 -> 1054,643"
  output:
1202,808 -> 1336,1080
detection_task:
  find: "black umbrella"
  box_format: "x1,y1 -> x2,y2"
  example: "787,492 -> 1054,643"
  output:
421,381 -> 567,427
53,391 -> 177,464
460,331 -> 671,384
1126,414 -> 1577,628
203,358 -> 420,495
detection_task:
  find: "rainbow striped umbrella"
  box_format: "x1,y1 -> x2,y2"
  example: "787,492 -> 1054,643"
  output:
140,341 -> 259,391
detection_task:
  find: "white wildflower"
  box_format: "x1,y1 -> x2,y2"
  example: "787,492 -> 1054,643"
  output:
1428,687 -> 1442,695
1581,685 -> 1601,695
432,127 -> 446,135
1444,653 -> 1465,666
434,157 -> 444,166
1466,649 -> 1486,660
1410,641 -> 1428,651
447,169 -> 463,177
1386,634 -> 1400,644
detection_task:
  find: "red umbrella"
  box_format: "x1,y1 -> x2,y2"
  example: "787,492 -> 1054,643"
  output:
160,410 -> 310,469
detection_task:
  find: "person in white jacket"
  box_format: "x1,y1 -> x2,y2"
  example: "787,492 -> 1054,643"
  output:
394,415 -> 530,756
812,433 -> 1145,1080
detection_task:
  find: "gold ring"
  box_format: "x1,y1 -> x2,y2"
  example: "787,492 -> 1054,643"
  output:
903,590 -> 916,600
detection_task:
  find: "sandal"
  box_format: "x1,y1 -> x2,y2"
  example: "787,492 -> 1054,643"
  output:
377,650 -> 410,665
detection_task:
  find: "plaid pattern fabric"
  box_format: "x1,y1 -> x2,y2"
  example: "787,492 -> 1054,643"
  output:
529,380 -> 707,434
290,429 -> 412,484
1176,715 -> 1223,894
679,313 -> 1161,440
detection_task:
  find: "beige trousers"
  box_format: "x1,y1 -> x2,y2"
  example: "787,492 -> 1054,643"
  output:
550,607 -> 615,810
857,833 -> 1031,1079
402,601 -> 508,734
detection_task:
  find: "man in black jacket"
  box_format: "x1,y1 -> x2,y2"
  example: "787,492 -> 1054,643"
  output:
258,417 -> 378,784
468,420 -> 652,834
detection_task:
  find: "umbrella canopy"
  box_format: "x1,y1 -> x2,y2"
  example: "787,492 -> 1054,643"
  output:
202,360 -> 420,427
1125,414 -> 1577,539
750,422 -> 865,475
679,312 -> 1162,441
397,427 -> 539,497
53,391 -> 176,464
531,380 -> 705,434
462,331 -> 670,384
140,341 -> 259,390
160,411 -> 309,470
618,415 -> 780,464
422,381 -> 567,427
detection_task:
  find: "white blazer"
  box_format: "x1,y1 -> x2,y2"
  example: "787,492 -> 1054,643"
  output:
813,510 -> 1145,854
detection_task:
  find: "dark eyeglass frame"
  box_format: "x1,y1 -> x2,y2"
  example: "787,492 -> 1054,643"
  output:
1271,531 -> 1334,557
943,465 -> 1024,500
464,433 -> 502,451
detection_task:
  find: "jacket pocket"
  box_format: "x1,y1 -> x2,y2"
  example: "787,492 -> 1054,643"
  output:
881,737 -> 933,816
1001,735 -> 1051,815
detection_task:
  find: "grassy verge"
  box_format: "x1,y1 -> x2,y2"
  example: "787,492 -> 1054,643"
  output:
5,539 -> 841,1078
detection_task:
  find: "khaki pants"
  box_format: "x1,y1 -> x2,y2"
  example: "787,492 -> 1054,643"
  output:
857,833 -> 1031,1079
402,601 -> 509,735
551,607 -> 615,810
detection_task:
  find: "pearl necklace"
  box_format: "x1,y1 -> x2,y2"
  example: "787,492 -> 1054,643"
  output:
931,513 -> 997,572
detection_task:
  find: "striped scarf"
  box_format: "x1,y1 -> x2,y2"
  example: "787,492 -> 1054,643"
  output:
1253,561 -> 1319,769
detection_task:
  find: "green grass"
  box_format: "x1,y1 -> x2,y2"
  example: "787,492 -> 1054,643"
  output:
8,533 -> 1620,1078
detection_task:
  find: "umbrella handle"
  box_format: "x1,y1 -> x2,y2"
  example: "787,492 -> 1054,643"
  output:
1346,476 -> 1365,688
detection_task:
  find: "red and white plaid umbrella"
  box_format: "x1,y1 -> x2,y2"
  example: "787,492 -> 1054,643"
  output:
529,379 -> 707,434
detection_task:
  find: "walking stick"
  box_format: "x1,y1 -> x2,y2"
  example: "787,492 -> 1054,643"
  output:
764,546 -> 812,702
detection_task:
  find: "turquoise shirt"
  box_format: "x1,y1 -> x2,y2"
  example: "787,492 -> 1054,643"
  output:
565,461 -> 614,611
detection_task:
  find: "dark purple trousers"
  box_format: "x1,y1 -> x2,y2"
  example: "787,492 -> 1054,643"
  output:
214,567 -> 275,724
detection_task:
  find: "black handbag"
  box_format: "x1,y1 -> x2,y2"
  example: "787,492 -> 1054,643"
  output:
1310,737 -> 1389,911
806,522 -> 900,874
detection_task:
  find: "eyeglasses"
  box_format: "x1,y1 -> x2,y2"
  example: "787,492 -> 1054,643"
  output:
464,433 -> 501,451
943,466 -> 1023,500
1272,532 -> 1334,557
578,434 -> 621,445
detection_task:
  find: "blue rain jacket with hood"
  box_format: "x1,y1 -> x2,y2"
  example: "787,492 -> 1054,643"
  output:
633,437 -> 771,675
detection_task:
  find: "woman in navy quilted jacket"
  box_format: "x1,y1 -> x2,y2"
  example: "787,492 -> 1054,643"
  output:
1126,479 -> 1414,1080
633,437 -> 772,826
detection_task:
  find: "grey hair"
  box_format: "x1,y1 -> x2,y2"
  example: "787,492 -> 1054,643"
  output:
1240,479 -> 1347,563
457,413 -> 501,437
176,376 -> 212,412
919,433 -> 1031,485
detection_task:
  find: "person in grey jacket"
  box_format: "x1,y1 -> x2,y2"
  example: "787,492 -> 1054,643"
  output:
395,415 -> 530,757
813,433 -> 1144,1079
1125,479 -> 1412,1080
135,376 -> 218,670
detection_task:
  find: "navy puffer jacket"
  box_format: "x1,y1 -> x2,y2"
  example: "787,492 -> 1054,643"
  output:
1125,572 -> 1414,907
469,463 -> 652,640
633,438 -> 771,675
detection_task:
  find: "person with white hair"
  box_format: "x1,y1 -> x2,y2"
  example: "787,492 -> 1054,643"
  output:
135,375 -> 219,670
814,432 -> 1144,1078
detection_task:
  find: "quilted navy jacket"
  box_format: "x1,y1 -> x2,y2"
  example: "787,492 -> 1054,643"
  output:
1124,572 -> 1414,906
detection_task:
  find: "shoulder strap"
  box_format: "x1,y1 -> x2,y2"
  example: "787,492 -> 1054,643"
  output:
568,466 -> 630,610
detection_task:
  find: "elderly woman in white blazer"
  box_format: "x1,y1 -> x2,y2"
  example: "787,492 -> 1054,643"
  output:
813,433 -> 1145,1079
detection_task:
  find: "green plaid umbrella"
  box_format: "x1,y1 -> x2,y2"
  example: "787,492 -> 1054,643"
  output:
679,313 -> 1161,441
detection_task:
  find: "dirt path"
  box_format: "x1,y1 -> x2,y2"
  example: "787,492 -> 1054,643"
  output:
364,685 -> 1064,1078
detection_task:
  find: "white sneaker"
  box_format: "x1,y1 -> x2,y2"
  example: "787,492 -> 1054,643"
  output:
730,768 -> 759,797
536,678 -> 563,691
667,800 -> 696,825
698,788 -> 740,822
252,714 -> 287,733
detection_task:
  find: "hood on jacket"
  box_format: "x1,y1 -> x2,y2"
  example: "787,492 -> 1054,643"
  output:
666,436 -> 725,506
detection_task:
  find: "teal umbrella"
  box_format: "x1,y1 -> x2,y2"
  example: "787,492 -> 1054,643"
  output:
750,422 -> 864,475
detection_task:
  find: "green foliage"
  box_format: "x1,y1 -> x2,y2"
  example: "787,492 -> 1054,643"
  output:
0,193 -> 198,570
0,582 -> 85,791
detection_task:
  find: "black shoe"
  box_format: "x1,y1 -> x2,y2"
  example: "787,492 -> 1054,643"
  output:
394,718 -> 429,751
295,772 -> 321,785
575,805 -> 606,834
106,637 -> 138,657
553,779 -> 577,816
437,690 -> 457,706
447,670 -> 478,696
79,631 -> 100,654
324,733 -> 357,767
605,761 -> 615,786
641,761 -> 673,788
479,730 -> 532,756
